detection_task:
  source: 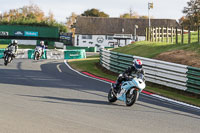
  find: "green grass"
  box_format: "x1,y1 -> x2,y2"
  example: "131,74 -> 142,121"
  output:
18,45 -> 61,49
113,32 -> 200,58
145,86 -> 200,106
113,41 -> 200,58
68,58 -> 200,107
0,44 -> 8,49
69,58 -> 116,80
0,44 -> 62,49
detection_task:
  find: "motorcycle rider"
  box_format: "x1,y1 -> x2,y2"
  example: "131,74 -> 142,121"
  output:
4,40 -> 18,60
112,59 -> 145,93
35,41 -> 45,57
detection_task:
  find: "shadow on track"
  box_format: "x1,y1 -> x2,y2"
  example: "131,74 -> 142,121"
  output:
1,61 -> 200,117
17,94 -> 125,108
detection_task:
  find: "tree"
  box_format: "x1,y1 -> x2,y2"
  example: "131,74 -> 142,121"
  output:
183,0 -> 200,30
81,8 -> 109,17
120,13 -> 139,19
66,12 -> 78,32
0,3 -> 67,32
120,8 -> 148,19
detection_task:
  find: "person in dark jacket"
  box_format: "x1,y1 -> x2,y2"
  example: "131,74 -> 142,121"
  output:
112,59 -> 145,92
4,40 -> 18,60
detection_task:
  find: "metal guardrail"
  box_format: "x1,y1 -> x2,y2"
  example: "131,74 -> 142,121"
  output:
100,49 -> 200,94
187,66 -> 200,94
0,49 -> 86,60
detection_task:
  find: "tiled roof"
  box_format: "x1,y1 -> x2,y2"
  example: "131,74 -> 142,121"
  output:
75,16 -> 180,36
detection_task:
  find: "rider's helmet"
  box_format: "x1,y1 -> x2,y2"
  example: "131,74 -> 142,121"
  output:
40,41 -> 44,47
12,40 -> 18,46
133,59 -> 143,71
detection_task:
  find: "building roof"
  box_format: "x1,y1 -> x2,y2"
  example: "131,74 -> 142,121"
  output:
75,16 -> 180,36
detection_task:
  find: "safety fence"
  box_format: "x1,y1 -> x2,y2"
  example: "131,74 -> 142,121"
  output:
0,49 -> 86,60
146,26 -> 200,44
100,49 -> 200,94
66,46 -> 96,52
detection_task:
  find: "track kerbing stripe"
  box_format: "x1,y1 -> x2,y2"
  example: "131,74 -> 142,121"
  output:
82,72 -> 153,95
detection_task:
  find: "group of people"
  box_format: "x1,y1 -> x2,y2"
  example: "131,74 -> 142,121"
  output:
3,40 -> 145,92
4,40 -> 46,60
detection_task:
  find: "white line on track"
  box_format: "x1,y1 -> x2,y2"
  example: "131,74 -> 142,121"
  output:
64,60 -> 200,111
64,60 -> 110,84
57,64 -> 62,72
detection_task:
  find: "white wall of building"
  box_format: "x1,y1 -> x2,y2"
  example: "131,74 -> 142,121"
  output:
17,40 -> 37,45
74,34 -> 145,47
54,42 -> 64,48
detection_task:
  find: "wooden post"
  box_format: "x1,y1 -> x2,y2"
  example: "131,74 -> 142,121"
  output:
155,27 -> 157,42
198,26 -> 200,44
162,27 -> 164,42
181,26 -> 184,44
152,27 -> 154,42
166,27 -> 169,43
150,27 -> 153,42
176,27 -> 178,44
171,27 -> 173,43
149,27 -> 151,41
145,28 -> 148,41
188,26 -> 191,44
158,27 -> 160,42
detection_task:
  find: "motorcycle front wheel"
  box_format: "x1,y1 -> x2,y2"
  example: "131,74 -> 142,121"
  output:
108,89 -> 117,103
126,89 -> 139,106
4,55 -> 9,66
34,52 -> 39,60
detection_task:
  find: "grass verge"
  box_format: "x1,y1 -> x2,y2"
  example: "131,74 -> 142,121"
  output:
0,44 -> 8,49
0,44 -> 61,49
18,45 -> 61,49
113,31 -> 200,58
68,58 -> 200,107
113,41 -> 200,58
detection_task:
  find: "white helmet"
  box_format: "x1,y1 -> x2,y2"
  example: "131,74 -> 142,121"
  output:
40,41 -> 44,46
12,40 -> 18,45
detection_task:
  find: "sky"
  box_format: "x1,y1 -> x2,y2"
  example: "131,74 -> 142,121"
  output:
0,0 -> 189,22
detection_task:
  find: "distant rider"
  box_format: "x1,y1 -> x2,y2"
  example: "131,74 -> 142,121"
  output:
37,41 -> 45,56
4,40 -> 18,60
112,59 -> 145,93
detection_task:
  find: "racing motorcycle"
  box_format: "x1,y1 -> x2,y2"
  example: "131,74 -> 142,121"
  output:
34,46 -> 43,60
4,50 -> 14,66
108,75 -> 146,106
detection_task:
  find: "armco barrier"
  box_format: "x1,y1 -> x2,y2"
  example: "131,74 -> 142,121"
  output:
64,49 -> 86,59
46,49 -> 64,59
28,49 -> 47,59
100,49 -> 200,94
0,49 -> 5,58
16,49 -> 29,59
187,66 -> 200,94
66,46 -> 96,52
0,49 -> 86,60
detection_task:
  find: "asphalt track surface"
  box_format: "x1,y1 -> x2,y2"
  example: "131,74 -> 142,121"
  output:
0,59 -> 200,133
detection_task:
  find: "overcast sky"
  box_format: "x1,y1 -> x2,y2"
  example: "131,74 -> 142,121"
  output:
0,0 -> 189,22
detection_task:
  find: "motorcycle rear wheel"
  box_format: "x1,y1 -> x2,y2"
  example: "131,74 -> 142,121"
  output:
108,89 -> 117,103
126,89 -> 139,106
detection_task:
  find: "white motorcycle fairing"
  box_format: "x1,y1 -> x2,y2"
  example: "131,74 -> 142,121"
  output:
117,77 -> 146,102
